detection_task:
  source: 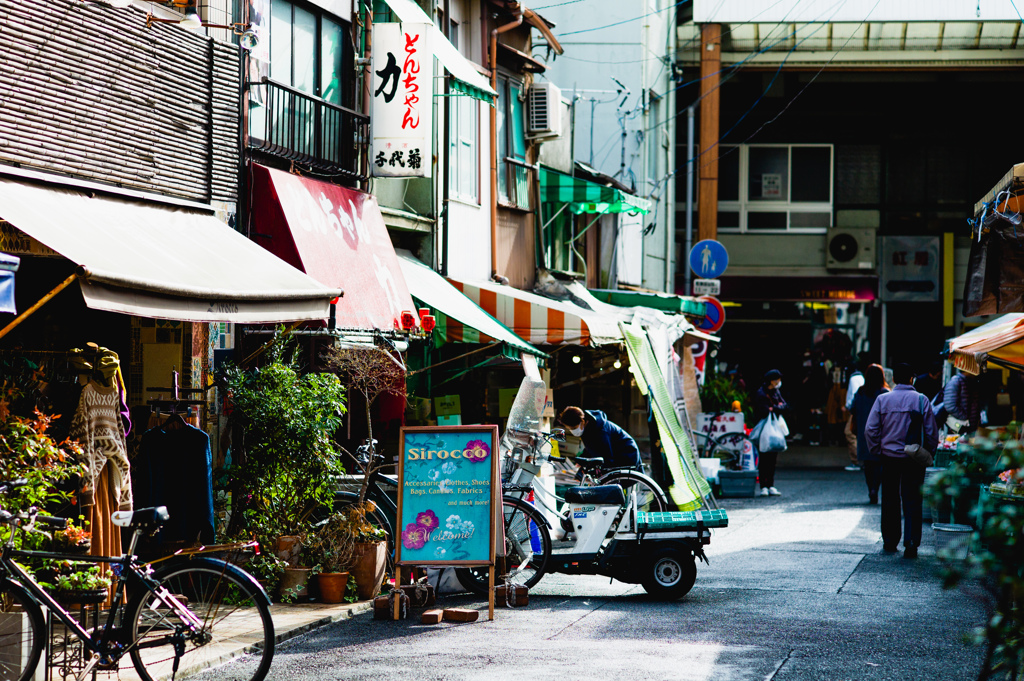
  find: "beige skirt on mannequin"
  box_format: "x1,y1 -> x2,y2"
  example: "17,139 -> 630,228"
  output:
86,461 -> 120,606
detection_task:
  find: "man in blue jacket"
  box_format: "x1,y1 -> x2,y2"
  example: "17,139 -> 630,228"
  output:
558,406 -> 642,470
864,363 -> 939,559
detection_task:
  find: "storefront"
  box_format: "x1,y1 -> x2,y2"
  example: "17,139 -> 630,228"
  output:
0,166 -> 342,564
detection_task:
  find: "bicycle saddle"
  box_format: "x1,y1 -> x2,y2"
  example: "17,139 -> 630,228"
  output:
573,457 -> 605,468
112,506 -> 169,531
564,485 -> 626,506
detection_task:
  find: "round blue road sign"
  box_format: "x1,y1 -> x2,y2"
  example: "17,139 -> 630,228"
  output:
689,240 -> 729,280
696,296 -> 725,334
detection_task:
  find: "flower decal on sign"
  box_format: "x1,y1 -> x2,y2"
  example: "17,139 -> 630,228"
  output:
403,508 -> 440,550
416,510 -> 439,532
463,439 -> 491,463
402,523 -> 430,550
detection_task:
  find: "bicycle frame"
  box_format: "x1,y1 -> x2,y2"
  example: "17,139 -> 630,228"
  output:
1,524 -> 206,672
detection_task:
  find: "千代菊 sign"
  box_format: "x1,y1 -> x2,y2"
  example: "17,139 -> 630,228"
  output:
396,426 -> 499,566
371,23 -> 432,178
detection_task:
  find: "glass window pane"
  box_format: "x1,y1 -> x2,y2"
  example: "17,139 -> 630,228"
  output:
510,85 -> 526,159
718,211 -> 740,229
789,212 -> 831,228
293,6 -> 316,94
269,0 -> 292,84
747,211 -> 787,230
791,147 -> 831,202
748,147 -> 788,201
718,147 -> 739,201
320,18 -> 344,104
497,83 -> 508,200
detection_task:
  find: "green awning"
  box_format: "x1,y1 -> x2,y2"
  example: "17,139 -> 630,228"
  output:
589,289 -> 707,318
540,168 -> 652,215
620,321 -> 713,510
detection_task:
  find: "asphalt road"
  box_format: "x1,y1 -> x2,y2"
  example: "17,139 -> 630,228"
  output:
197,468 -> 991,681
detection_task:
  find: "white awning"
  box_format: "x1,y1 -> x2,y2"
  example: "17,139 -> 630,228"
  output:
0,174 -> 341,323
382,0 -> 497,99
396,251 -> 545,357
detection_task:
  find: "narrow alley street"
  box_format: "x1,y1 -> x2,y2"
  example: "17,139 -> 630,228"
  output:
200,465 -> 991,681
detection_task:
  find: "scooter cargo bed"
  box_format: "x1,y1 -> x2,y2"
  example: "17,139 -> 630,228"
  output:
636,509 -> 729,531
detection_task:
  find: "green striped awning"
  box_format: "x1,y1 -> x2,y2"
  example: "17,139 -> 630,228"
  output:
540,168 -> 652,215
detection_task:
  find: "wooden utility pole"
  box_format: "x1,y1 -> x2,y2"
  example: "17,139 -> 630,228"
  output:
698,23 -> 721,242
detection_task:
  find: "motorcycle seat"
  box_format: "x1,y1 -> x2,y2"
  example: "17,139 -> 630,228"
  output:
564,485 -> 626,506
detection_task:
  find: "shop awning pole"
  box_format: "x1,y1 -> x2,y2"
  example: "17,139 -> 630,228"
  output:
0,272 -> 79,341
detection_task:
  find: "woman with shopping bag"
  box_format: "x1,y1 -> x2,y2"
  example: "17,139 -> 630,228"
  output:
752,370 -> 789,496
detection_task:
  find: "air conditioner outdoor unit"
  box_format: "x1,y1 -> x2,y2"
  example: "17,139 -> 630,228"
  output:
826,229 -> 876,270
527,82 -> 562,139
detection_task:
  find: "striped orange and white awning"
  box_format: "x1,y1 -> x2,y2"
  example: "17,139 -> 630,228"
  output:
447,278 -> 622,346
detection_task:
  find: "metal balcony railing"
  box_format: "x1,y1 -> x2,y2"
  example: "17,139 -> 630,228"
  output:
499,157 -> 535,210
249,78 -> 369,181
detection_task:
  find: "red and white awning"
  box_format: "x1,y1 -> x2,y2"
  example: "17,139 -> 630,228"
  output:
447,278 -> 621,346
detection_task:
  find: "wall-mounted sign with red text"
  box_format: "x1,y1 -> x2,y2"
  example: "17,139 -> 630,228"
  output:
371,23 -> 432,178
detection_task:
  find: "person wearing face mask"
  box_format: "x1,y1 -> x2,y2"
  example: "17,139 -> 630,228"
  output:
557,406 -> 643,471
753,369 -> 788,497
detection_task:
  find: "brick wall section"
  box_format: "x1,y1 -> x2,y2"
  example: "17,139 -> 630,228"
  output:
0,0 -> 240,203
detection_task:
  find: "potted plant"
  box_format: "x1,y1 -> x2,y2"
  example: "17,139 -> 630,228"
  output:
39,562 -> 112,605
306,511 -> 356,603
222,336 -> 347,580
346,503 -> 389,600
52,516 -> 91,554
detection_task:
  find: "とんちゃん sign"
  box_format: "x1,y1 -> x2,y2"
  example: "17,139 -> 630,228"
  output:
396,426 -> 499,566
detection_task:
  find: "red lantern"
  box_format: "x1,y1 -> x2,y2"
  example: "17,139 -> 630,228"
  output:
400,310 -> 418,330
418,307 -> 430,320
421,315 -> 436,333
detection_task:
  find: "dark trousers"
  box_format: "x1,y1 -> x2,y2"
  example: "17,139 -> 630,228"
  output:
759,451 -> 779,488
862,460 -> 882,499
880,455 -> 925,548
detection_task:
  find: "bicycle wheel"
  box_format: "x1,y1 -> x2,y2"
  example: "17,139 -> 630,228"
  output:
0,579 -> 45,681
600,471 -> 668,513
455,497 -> 551,596
126,558 -> 274,681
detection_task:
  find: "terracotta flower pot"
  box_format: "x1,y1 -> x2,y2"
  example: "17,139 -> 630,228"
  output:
275,536 -> 303,566
316,572 -> 350,604
350,540 -> 387,600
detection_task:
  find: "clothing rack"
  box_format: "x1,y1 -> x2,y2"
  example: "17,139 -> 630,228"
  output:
146,370 -> 207,411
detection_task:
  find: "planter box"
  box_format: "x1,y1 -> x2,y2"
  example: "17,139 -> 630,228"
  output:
718,470 -> 758,498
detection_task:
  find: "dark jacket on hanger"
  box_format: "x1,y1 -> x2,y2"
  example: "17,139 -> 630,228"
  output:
135,422 -> 215,545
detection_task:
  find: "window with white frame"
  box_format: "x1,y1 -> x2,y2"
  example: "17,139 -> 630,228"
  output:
449,95 -> 479,202
717,144 -> 833,232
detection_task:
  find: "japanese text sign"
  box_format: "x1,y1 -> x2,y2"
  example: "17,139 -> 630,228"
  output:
880,236 -> 939,302
372,23 -> 432,178
396,426 -> 498,566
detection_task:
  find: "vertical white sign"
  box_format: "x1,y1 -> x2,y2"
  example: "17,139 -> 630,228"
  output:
372,23 -> 432,178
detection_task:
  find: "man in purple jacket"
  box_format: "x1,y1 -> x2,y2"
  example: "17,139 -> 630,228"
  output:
864,363 -> 939,559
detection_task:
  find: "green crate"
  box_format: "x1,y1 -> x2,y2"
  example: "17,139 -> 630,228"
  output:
636,509 -> 729,531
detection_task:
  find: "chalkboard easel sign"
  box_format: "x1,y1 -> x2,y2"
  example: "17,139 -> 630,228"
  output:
395,425 -> 500,619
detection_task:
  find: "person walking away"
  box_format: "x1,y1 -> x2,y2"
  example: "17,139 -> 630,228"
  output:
753,370 -> 787,497
558,407 -> 642,470
851,364 -> 888,504
843,361 -> 866,471
864,364 -> 939,559
943,369 -> 981,434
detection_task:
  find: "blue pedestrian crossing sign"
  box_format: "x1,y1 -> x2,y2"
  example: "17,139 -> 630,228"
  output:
689,240 -> 728,280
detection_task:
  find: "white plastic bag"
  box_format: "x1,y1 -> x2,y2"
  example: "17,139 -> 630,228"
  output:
775,414 -> 790,437
758,414 -> 788,453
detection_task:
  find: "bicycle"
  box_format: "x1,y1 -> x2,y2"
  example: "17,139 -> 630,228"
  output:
0,479 -> 275,681
689,413 -> 753,469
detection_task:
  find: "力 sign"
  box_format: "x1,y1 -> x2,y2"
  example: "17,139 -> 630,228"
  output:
396,426 -> 498,566
371,23 -> 432,178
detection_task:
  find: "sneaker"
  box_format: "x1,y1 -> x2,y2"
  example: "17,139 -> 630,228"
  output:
844,465 -> 861,472
760,487 -> 770,496
768,487 -> 781,496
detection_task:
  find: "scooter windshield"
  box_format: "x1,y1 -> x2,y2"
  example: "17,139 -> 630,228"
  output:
505,376 -> 547,434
